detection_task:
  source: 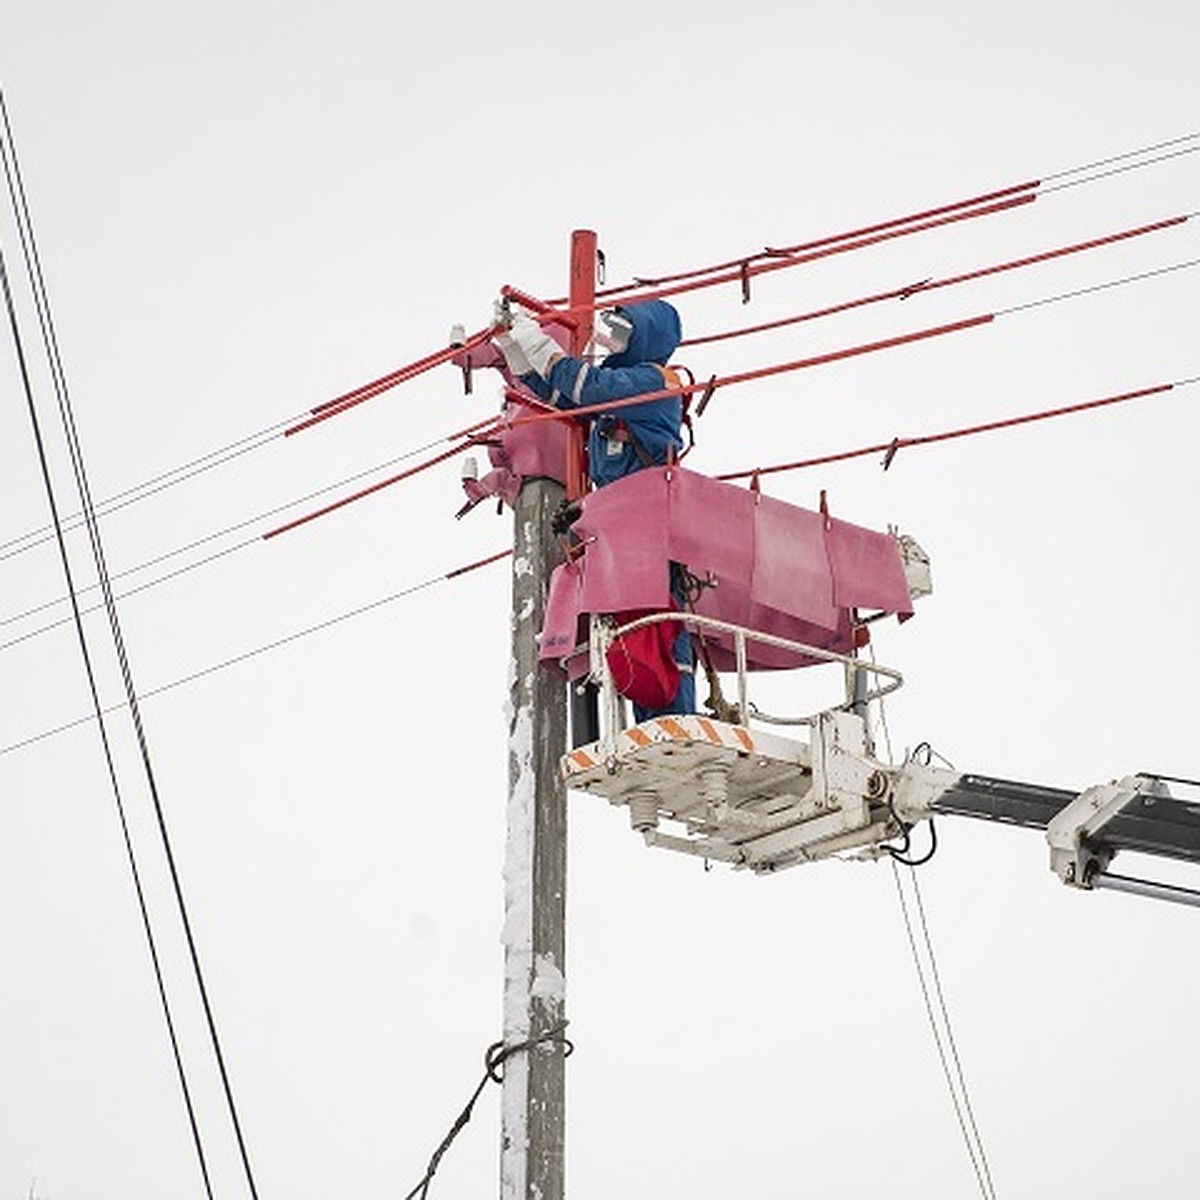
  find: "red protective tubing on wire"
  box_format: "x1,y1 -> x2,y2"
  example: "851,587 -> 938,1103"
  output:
544,179 -> 1041,302
536,195 -> 1034,325
274,314 -> 997,539
504,314 -> 995,433
262,439 -> 477,539
289,327 -> 497,435
766,181 -> 1040,257
446,389 -> 560,443
444,548 -> 512,579
681,284 -> 916,347
290,190 -> 1040,438
682,213 -> 1190,350
269,310 -> 1002,537
716,383 -> 1176,480
918,214 -> 1189,296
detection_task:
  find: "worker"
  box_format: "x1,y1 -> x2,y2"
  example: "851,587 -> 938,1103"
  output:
492,298 -> 694,718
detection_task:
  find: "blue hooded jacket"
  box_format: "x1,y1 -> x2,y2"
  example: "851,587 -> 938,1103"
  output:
522,299 -> 684,488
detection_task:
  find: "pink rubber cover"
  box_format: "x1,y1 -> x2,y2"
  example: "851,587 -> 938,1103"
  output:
540,466 -> 913,675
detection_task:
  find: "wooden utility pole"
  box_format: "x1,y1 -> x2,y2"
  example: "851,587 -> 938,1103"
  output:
500,229 -> 595,1200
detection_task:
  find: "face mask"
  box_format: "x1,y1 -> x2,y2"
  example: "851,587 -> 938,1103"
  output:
594,309 -> 633,356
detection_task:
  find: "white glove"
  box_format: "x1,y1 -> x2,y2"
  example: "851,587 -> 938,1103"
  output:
492,312 -> 562,380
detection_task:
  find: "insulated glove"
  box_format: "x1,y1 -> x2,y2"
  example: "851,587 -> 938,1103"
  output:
492,312 -> 562,380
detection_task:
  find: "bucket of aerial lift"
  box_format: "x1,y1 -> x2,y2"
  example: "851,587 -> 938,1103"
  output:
540,465 -> 915,677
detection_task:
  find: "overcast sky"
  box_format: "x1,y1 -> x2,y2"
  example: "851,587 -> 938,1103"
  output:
1,3 -> 1197,1198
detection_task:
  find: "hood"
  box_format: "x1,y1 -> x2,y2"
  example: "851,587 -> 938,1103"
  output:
602,299 -> 681,367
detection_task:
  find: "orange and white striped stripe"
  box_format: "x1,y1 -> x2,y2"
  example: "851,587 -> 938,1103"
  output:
564,714 -> 761,775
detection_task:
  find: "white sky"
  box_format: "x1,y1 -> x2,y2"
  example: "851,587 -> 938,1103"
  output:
1,3 -> 1197,1198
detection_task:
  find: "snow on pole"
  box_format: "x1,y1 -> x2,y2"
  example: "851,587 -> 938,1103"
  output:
501,465 -> 568,1200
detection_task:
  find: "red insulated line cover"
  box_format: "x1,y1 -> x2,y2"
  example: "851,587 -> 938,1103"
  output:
765,180 -> 1041,257
717,383 -> 1176,480
292,189 -> 1041,437
265,314 -> 997,539
262,439 -> 477,539
682,214 -> 1190,349
918,215 -> 1189,295
444,548 -> 512,579
681,284 -> 917,347
540,196 -> 1034,323
544,179 -> 1041,302
291,328 -> 496,434
506,314 -> 996,431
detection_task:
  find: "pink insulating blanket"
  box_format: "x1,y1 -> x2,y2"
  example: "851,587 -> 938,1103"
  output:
540,467 -> 913,675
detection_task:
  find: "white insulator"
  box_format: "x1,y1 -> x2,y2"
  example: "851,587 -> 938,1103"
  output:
628,791 -> 660,832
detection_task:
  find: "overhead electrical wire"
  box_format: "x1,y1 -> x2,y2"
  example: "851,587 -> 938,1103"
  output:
891,858 -> 998,1199
1,87 -> 258,1199
0,405 -> 452,569
1000,256 -> 1199,313
266,251 -> 1199,540
607,183 -> 1038,291
0,536 -> 257,653
1041,144 -> 1200,194
5,206 -> 1188,576
0,136 -> 1161,558
2,90 -> 1187,1194
0,548 -> 511,760
263,436 -> 481,539
2,141 -> 1184,580
298,192 -> 1034,436
1039,131 -> 1199,182
4,120 -> 1191,710
680,213 -> 1192,349
291,134 -> 1197,435
12,374 -> 1190,662
0,401 -> 300,563
582,131 -> 1200,298
716,378 -> 1195,482
501,258 -> 1200,430
522,193 -> 1036,323
0,433 -> 465,630
0,213 -> 216,1200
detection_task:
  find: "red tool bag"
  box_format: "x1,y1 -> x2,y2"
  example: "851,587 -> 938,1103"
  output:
605,612 -> 681,709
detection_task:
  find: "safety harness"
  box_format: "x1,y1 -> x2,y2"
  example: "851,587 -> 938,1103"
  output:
594,364 -> 696,468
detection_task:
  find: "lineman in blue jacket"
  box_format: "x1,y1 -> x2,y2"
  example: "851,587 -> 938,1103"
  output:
493,298 -> 694,717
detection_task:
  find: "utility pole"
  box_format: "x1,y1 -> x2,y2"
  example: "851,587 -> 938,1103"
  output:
500,229 -> 595,1200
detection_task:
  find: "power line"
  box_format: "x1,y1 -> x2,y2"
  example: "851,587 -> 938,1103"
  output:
680,213 -> 1191,349
1041,131 -> 1199,181
0,407 -> 298,563
0,418 -> 450,568
0,536 -> 256,653
998,257 -> 1200,315
0,433 -> 454,628
1042,144 -> 1199,194
716,378 -> 1192,481
263,245 -> 1200,543
0,180 -> 216,1200
296,193 -> 1037,435
0,549 -> 511,760
561,131 -> 1199,302
297,131 -> 1198,433
1,87 -> 259,1199
262,436 -> 479,539
490,258 -> 1200,441
891,858 -> 998,1199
